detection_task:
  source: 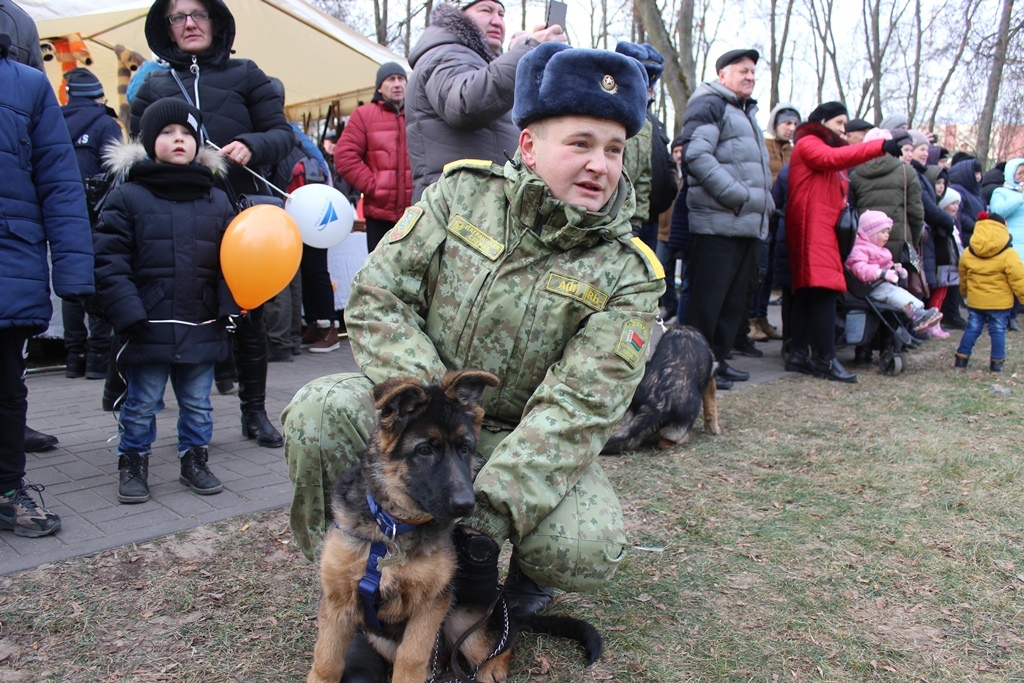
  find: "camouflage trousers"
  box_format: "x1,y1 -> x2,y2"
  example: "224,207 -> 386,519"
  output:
282,373 -> 627,593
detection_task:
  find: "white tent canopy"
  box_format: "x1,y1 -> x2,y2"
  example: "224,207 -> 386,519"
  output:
22,0 -> 407,122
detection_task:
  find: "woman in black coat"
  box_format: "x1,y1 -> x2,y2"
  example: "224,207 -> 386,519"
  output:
130,0 -> 294,447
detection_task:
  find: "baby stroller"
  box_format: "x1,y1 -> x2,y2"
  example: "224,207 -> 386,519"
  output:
837,268 -> 917,376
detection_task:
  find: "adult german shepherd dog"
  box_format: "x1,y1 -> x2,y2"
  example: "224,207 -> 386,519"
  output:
308,370 -> 601,683
602,324 -> 721,454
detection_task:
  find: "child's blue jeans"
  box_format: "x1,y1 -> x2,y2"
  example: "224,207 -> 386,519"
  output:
118,363 -> 215,456
956,308 -> 1011,361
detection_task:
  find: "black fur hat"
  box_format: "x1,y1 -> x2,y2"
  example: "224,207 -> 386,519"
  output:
807,101 -> 848,125
614,41 -> 664,85
139,98 -> 203,159
512,43 -> 649,138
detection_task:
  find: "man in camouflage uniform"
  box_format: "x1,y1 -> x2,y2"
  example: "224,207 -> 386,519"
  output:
284,42 -> 662,621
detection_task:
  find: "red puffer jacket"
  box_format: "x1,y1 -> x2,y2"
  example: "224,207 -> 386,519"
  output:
334,99 -> 412,222
786,122 -> 885,292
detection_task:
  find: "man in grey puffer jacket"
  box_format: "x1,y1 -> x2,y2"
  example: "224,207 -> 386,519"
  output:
406,0 -> 565,202
680,48 -> 774,388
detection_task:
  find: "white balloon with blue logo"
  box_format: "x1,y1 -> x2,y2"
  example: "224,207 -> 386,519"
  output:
284,183 -> 354,249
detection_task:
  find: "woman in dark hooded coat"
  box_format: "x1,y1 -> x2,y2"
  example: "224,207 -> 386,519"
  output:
130,0 -> 294,448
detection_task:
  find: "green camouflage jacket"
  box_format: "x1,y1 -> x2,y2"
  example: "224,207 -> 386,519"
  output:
622,118 -> 653,233
344,156 -> 665,544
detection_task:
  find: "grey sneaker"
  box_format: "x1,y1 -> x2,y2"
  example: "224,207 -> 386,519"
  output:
0,483 -> 61,538
908,307 -> 943,332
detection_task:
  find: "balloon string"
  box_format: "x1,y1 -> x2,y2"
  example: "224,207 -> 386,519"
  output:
203,141 -> 292,200
149,319 -> 218,326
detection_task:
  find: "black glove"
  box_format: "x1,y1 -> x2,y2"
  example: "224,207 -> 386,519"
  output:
452,526 -> 501,608
882,130 -> 912,157
123,320 -> 149,340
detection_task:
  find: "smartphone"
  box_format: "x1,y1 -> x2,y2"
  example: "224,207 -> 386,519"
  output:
545,0 -> 567,29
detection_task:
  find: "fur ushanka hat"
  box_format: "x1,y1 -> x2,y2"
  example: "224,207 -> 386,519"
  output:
512,42 -> 649,138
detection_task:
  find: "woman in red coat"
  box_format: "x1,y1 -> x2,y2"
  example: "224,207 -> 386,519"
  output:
785,101 -> 909,382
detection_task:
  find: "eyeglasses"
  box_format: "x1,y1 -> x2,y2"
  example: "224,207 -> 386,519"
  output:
167,10 -> 211,26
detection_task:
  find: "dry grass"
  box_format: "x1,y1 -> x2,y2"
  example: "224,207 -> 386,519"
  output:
2,335 -> 1023,682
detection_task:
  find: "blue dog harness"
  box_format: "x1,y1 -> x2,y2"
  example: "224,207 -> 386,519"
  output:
352,489 -> 426,630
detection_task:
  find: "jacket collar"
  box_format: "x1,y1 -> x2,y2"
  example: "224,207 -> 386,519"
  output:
503,153 -> 633,251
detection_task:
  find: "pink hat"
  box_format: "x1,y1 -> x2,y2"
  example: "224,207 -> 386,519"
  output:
863,127 -> 892,143
858,210 -> 894,237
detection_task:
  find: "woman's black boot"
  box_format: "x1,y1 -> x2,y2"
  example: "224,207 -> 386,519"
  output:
812,355 -> 858,383
234,309 -> 283,448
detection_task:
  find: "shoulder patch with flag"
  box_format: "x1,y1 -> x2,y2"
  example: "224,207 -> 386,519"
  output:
388,206 -> 424,243
615,318 -> 650,368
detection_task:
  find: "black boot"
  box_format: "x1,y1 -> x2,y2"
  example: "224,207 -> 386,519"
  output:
812,355 -> 858,383
241,411 -> 283,448
990,359 -> 1004,373
117,452 -> 150,504
233,310 -> 283,448
340,632 -> 390,683
504,553 -> 555,619
784,347 -> 814,375
453,526 -> 501,608
180,448 -> 223,495
65,352 -> 85,378
85,349 -> 108,379
732,336 -> 764,358
24,426 -> 58,452
954,354 -> 969,369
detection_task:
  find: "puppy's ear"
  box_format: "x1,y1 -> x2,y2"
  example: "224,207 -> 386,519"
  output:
372,377 -> 428,433
441,370 -> 499,409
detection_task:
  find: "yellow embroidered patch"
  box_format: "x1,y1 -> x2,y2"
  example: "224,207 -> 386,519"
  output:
615,318 -> 650,368
545,274 -> 609,311
443,158 -> 495,174
388,206 -> 423,243
446,215 -> 505,261
629,237 -> 666,280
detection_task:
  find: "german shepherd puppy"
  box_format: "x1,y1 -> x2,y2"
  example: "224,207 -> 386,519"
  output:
308,370 -> 602,683
602,324 -> 721,454
308,370 -> 499,683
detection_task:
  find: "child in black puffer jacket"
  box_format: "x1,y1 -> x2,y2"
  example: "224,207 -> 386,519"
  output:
94,98 -> 239,506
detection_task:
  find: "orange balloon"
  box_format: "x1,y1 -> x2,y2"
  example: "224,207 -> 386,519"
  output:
220,205 -> 302,310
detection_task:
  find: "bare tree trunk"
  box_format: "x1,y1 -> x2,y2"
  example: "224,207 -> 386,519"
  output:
864,0 -> 883,123
405,0 -> 412,56
906,0 -> 922,125
373,0 -> 388,45
634,0 -> 695,134
927,3 -> 976,131
769,0 -> 795,109
977,0 -> 1015,166
425,0 -> 433,26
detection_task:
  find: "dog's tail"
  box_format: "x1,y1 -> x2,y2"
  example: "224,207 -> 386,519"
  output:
519,614 -> 603,666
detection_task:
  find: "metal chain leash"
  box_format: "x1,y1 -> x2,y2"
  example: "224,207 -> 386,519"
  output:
426,597 -> 510,683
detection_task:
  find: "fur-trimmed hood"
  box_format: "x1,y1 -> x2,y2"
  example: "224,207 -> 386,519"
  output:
409,3 -> 495,67
103,138 -> 227,177
793,120 -> 847,149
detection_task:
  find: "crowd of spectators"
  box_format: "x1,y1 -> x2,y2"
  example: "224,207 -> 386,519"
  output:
5,0 -> 1023,547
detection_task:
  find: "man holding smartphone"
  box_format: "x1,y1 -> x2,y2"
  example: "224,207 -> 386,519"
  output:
405,0 -> 567,202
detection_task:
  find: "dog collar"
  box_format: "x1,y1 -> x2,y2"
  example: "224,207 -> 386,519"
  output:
367,490 -> 424,538
358,489 -> 428,631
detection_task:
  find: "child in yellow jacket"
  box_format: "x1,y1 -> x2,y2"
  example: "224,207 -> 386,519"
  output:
956,212 -> 1024,371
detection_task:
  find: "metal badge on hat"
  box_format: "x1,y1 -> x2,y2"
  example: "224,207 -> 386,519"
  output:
601,74 -> 618,94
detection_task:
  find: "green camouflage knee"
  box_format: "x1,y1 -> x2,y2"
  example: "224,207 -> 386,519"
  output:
473,430 -> 627,593
513,462 -> 627,592
282,372 -> 375,562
